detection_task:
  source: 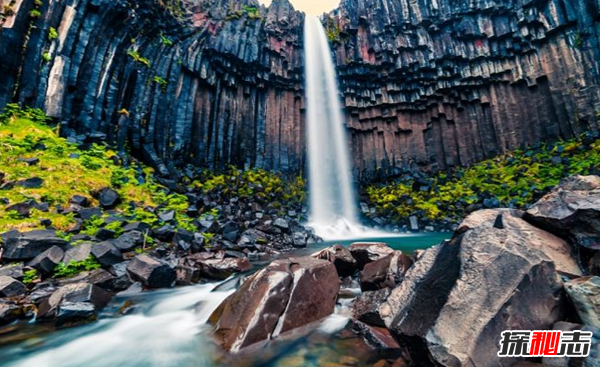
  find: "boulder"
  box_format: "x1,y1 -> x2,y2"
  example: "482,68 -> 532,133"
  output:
0,301 -> 28,325
0,263 -> 24,279
196,258 -> 251,280
458,209 -> 582,276
237,229 -> 268,249
352,288 -> 391,327
312,245 -> 358,277
2,230 -> 68,260
212,257 -> 340,352
91,242 -> 123,266
27,245 -> 64,274
221,222 -> 241,242
379,210 -> 566,367
37,282 -> 112,321
564,276 -> 600,328
69,195 -> 90,207
111,231 -> 143,251
525,175 -> 600,250
98,188 -> 120,208
349,242 -> 395,269
0,276 -> 27,297
350,320 -> 401,350
359,251 -> 413,291
63,243 -> 93,264
126,255 -> 176,288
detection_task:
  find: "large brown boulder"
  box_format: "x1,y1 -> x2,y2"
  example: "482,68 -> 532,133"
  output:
349,242 -> 395,269
379,209 -> 567,367
525,175 -> 600,250
211,256 -> 340,352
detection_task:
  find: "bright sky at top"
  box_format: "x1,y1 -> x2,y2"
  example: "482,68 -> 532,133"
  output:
258,0 -> 340,15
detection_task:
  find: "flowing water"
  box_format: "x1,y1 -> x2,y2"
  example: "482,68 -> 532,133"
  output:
0,234 -> 448,367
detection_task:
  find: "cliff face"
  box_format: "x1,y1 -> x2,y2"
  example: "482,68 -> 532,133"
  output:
0,0 -> 599,179
0,0 -> 305,176
331,0 -> 600,177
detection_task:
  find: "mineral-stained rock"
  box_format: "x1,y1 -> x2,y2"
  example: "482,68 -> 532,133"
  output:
525,176 -> 600,250
212,257 -> 340,352
312,244 -> 358,277
352,288 -> 391,327
459,209 -> 582,276
350,320 -> 400,350
379,210 -> 566,367
359,251 -> 413,291
0,276 -> 27,297
126,255 -> 176,288
564,276 -> 600,329
2,230 -> 68,260
349,242 -> 395,269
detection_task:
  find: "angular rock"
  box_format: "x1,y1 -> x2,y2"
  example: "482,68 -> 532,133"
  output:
197,258 -> 251,280
350,320 -> 401,350
63,243 -> 93,264
0,276 -> 27,297
91,242 -> 123,266
564,276 -> 600,328
542,321 -> 600,367
70,195 -> 90,207
525,175 -> 600,250
2,230 -> 68,260
349,242 -> 395,269
352,288 -> 391,327
126,255 -> 176,288
0,263 -> 24,279
212,257 -> 340,352
459,209 -> 582,276
360,251 -> 413,291
98,188 -> 120,209
311,244 -> 357,277
380,210 -> 566,367
27,246 -> 64,274
37,282 -> 112,320
111,231 -> 144,251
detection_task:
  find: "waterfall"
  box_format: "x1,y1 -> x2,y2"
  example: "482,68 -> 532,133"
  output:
304,16 -> 360,238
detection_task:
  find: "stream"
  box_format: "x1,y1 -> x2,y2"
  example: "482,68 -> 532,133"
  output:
0,233 -> 449,367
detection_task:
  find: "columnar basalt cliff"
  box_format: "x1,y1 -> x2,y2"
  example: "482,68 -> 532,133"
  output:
331,0 -> 600,177
0,0 -> 599,178
0,0 -> 305,176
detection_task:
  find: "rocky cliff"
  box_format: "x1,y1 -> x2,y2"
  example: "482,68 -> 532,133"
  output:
0,0 -> 599,178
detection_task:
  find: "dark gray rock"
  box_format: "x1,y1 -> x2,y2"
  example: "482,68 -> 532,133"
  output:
126,255 -> 176,288
352,288 -> 391,327
91,242 -> 123,266
312,245 -> 357,277
37,283 -> 112,320
0,276 -> 27,297
98,188 -> 120,209
2,230 -> 68,260
111,231 -> 143,251
63,243 -> 93,264
27,246 -> 65,274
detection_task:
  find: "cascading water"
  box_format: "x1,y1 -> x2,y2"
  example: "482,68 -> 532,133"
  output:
304,16 -> 361,239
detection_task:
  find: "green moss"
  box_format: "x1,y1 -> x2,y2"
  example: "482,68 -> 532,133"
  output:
159,34 -> 173,47
325,17 -> 340,43
153,76 -> 168,92
366,133 -> 600,222
574,32 -> 584,49
29,10 -> 41,19
22,269 -> 38,285
48,27 -> 58,41
42,51 -> 51,63
127,49 -> 151,68
53,256 -> 101,278
226,5 -> 261,21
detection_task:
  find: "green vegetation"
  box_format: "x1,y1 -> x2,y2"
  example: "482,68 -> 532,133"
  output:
42,51 -> 51,62
48,27 -> 58,41
153,76 -> 168,92
192,168 -> 306,209
157,0 -> 184,20
159,34 -> 173,47
0,104 -> 169,232
226,5 -> 261,21
325,17 -> 340,43
127,49 -> 151,68
366,132 -> 600,223
574,32 -> 584,49
29,10 -> 41,19
22,269 -> 38,285
53,256 -> 101,278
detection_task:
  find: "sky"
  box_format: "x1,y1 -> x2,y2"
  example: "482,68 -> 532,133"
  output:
258,0 -> 340,15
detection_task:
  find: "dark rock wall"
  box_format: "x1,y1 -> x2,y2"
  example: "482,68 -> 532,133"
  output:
331,0 -> 600,177
0,0 -> 599,178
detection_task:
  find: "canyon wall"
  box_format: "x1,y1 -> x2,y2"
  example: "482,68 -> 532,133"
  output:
0,0 -> 599,179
